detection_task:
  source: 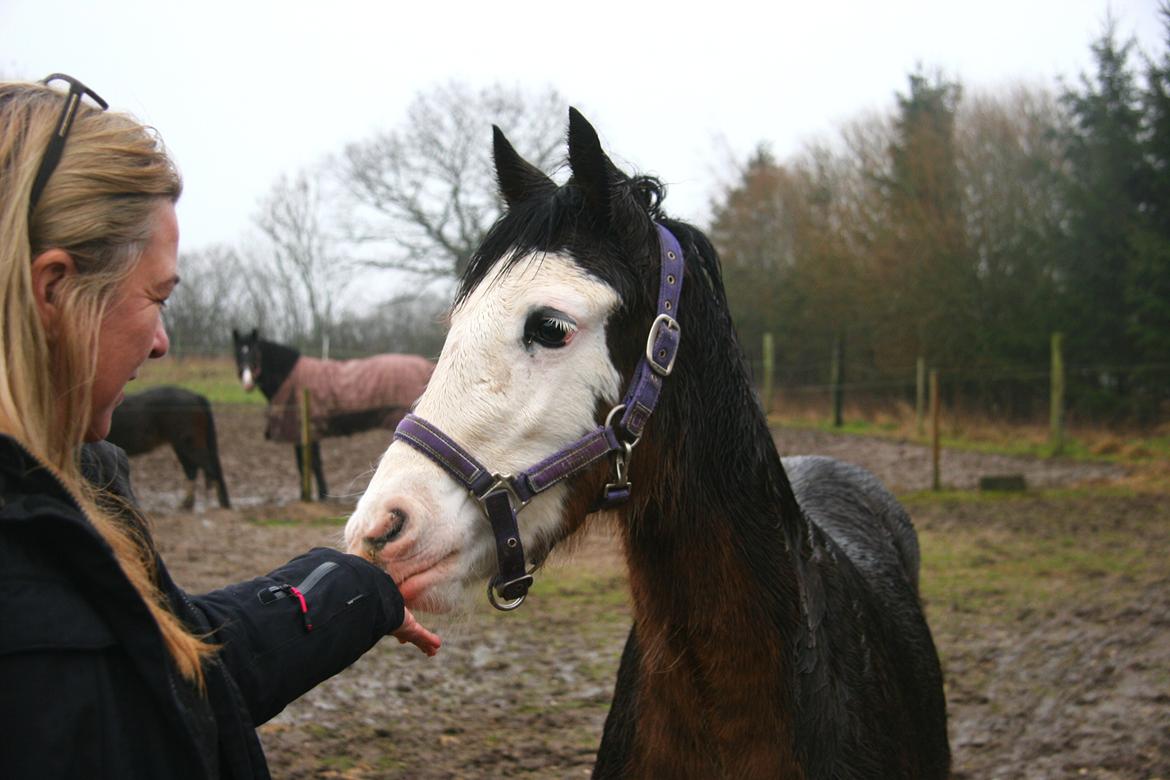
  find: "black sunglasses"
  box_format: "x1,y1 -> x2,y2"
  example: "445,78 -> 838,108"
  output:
27,73 -> 109,216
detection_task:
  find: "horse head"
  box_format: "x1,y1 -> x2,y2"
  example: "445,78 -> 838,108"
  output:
231,328 -> 261,392
345,109 -> 679,613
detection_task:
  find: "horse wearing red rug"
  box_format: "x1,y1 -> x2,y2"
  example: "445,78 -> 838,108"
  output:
233,329 -> 433,498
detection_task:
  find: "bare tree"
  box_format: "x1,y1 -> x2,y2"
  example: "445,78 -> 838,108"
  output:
339,82 -> 567,279
326,291 -> 449,359
254,167 -> 353,343
166,244 -> 259,355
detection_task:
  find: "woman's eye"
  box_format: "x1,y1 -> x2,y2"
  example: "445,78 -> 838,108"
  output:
524,309 -> 577,349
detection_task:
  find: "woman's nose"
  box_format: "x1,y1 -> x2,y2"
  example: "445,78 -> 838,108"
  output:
151,316 -> 170,359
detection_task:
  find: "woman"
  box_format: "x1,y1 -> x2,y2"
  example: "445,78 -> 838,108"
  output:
0,75 -> 439,778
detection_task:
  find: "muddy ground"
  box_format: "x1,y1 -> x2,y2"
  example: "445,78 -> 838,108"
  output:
129,407 -> 1168,779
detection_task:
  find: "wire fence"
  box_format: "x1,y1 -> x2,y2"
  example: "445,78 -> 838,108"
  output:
148,346 -> 1170,430
746,356 -> 1170,429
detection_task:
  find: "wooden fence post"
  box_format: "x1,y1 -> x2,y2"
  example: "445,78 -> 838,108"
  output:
916,356 -> 926,437
830,336 -> 844,427
930,369 -> 941,491
300,388 -> 313,502
762,332 -> 774,416
1050,332 -> 1065,455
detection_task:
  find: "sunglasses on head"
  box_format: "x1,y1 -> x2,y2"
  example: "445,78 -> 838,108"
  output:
27,73 -> 108,216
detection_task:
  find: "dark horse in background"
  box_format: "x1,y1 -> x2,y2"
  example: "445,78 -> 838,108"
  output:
106,386 -> 230,510
345,110 -> 949,777
231,329 -> 434,499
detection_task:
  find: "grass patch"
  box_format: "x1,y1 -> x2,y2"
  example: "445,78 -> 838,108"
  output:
133,355 -> 261,406
538,570 -> 629,611
247,514 -> 349,527
303,723 -> 336,740
375,755 -> 408,771
767,409 -> 1168,466
897,483 -> 1140,508
915,493 -> 1170,623
318,755 -> 357,771
921,532 -> 1143,614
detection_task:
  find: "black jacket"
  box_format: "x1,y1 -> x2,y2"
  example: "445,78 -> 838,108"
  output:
0,437 -> 405,779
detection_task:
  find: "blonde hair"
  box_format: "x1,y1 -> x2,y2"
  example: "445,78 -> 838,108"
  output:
0,78 -> 214,687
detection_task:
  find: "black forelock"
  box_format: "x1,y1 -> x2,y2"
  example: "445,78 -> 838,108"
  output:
456,173 -> 669,310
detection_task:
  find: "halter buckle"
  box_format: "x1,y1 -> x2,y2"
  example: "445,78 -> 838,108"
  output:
645,313 -> 681,376
477,474 -> 528,515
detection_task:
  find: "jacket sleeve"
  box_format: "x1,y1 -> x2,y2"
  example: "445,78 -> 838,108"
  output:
78,444 -> 404,725
187,547 -> 405,725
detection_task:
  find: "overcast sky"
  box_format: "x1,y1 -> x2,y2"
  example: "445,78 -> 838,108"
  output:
2,0 -> 1164,262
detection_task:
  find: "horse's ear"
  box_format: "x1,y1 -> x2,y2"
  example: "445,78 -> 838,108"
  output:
567,107 -> 622,224
232,328 -> 240,343
249,328 -> 258,342
493,125 -> 554,208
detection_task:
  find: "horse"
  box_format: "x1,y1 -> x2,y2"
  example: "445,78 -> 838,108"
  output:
106,385 -> 231,510
231,329 -> 434,499
343,109 -> 950,778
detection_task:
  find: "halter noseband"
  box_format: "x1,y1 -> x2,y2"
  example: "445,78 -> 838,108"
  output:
393,224 -> 684,610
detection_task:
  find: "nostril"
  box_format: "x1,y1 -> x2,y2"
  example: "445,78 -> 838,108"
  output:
364,507 -> 408,553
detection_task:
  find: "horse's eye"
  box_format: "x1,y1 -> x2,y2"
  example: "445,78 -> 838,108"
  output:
523,308 -> 577,350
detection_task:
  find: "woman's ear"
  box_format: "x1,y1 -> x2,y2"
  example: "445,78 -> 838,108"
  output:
30,249 -> 76,332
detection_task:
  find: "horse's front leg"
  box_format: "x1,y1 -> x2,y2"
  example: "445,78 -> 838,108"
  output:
174,448 -> 198,511
293,444 -> 306,498
181,479 -> 196,511
311,440 -> 328,499
594,624 -> 640,778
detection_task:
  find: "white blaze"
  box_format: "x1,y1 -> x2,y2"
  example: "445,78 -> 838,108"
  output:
345,252 -> 622,611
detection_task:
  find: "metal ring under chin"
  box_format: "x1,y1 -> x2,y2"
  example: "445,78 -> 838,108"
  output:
487,580 -> 527,611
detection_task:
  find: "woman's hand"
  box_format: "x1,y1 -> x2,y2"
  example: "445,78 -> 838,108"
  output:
392,607 -> 441,656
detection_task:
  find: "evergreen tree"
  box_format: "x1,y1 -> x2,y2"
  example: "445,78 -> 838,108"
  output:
883,70 -> 973,370
1057,20 -> 1145,417
1128,4 -> 1170,417
957,87 -> 1067,416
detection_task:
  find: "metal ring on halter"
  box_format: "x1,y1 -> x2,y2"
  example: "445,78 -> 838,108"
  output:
604,404 -> 642,448
487,575 -> 530,611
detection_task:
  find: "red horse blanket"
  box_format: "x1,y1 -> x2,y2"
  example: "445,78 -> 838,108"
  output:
266,354 -> 434,443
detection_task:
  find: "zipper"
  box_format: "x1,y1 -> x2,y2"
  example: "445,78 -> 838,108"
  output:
256,560 -> 340,605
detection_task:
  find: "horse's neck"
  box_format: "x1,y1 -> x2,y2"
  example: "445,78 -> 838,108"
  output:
258,341 -> 302,401
621,311 -> 804,606
622,396 -> 805,643
615,308 -> 807,773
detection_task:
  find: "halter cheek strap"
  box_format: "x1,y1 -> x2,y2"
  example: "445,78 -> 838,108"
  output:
393,223 -> 685,610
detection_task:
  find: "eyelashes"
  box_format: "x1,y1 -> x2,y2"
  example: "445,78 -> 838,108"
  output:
523,307 -> 578,350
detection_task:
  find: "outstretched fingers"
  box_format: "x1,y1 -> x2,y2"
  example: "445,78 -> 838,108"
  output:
392,607 -> 441,657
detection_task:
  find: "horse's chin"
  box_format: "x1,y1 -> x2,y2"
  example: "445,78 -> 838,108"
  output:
402,577 -> 480,615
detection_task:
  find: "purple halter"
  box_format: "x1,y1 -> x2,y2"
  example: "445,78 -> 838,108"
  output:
394,224 -> 684,610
